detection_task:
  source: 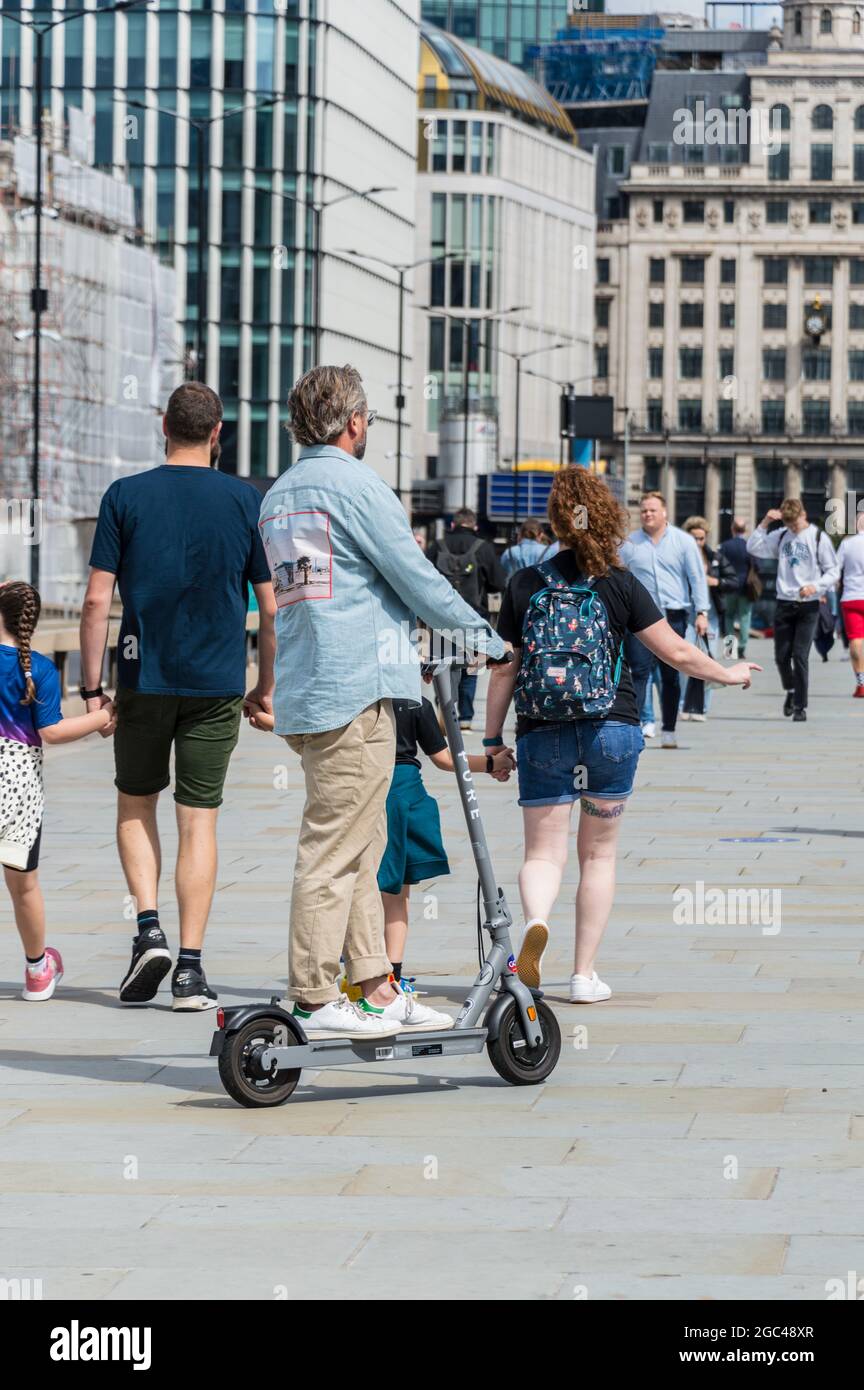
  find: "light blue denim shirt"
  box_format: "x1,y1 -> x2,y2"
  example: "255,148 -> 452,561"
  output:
501,538 -> 549,578
619,526 -> 710,615
259,445 -> 506,735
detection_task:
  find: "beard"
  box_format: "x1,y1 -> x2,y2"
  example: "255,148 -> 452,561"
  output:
353,434 -> 367,461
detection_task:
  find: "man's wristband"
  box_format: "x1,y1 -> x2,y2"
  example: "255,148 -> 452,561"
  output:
80,685 -> 104,701
483,736 -> 504,747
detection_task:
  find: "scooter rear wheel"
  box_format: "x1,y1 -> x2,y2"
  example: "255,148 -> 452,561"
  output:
486,998 -> 561,1086
218,1015 -> 301,1108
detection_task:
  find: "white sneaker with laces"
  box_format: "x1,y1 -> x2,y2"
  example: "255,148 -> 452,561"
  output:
661,731 -> 678,749
641,721 -> 656,739
379,988 -> 453,1031
293,994 -> 401,1039
569,971 -> 612,1004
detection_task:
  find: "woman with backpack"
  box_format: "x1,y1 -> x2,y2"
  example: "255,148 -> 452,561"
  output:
485,468 -> 759,1003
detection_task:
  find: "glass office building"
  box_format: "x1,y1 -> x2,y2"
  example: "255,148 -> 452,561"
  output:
420,1 -> 573,68
0,1 -> 417,479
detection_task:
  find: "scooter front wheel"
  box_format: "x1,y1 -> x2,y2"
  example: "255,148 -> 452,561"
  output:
485,998 -> 561,1086
218,1015 -> 301,1108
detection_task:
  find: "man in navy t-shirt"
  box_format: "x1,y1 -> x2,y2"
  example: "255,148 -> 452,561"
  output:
80,382 -> 276,1012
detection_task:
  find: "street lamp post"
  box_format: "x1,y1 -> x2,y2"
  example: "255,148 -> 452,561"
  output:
126,95 -> 280,382
4,0 -> 150,591
490,340 -> 571,538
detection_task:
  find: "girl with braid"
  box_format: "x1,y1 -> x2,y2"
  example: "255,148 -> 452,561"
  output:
0,582 -> 115,1000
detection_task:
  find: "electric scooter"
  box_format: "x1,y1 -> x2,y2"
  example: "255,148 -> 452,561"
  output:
209,655 -> 562,1108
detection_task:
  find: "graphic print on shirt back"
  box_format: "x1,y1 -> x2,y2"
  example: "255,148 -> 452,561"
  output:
259,508 -> 333,608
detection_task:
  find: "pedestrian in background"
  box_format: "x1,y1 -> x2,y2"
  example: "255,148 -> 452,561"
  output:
747,498 -> 839,721
427,508 -> 507,730
620,492 -> 710,749
680,516 -> 738,722
720,517 -> 759,659
837,510 -> 864,697
501,518 -> 547,578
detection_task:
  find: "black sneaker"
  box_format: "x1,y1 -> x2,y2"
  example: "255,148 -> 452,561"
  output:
171,963 -> 218,1012
119,925 -> 172,1004
793,708 -> 807,722
783,691 -> 795,717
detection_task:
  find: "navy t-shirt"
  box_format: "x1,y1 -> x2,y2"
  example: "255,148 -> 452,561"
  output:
89,466 -> 270,696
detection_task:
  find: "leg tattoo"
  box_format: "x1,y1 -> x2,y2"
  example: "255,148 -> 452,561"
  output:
581,798 -> 625,819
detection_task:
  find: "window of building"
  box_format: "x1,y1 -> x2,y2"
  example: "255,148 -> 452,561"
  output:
855,11 -> 862,36
803,348 -> 832,380
678,400 -> 703,430
649,301 -> 665,328
653,198 -> 664,223
595,346 -> 609,378
853,203 -> 864,224
855,147 -> 864,182
856,106 -> 864,131
794,9 -> 802,35
432,122 -> 448,172
679,348 -> 703,379
681,257 -> 705,285
649,257 -> 665,285
597,258 -> 610,284
717,400 -> 733,432
720,301 -> 735,328
724,199 -> 735,224
764,302 -> 787,328
804,256 -> 834,284
809,200 -> 831,224
820,8 -> 832,33
766,200 -> 788,223
757,460 -> 786,517
849,350 -> 864,381
763,349 -> 787,380
770,103 -> 791,131
764,257 -> 788,285
452,120 -> 467,173
811,144 -> 833,180
719,349 -> 734,378
769,146 -> 790,180
720,258 -> 736,285
850,403 -> 864,434
802,460 -> 829,525
675,459 -> 706,521
762,400 -> 786,432
648,348 -> 664,378
596,299 -> 610,329
850,303 -> 864,328
647,400 -> 663,431
647,142 -> 671,162
803,400 -> 830,435
683,200 -> 704,224
812,104 -> 834,130
684,145 -> 705,165
852,259 -> 864,284
680,302 -> 704,328
608,145 -> 628,175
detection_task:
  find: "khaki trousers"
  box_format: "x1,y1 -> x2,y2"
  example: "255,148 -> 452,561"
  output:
285,700 -> 395,1003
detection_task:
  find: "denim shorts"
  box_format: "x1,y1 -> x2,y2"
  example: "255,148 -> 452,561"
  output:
516,719 -> 645,807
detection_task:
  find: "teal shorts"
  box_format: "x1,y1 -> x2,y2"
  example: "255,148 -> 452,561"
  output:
377,763 -> 450,895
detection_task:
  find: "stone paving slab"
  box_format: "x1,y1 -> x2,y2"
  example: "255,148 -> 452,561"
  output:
0,651 -> 862,1299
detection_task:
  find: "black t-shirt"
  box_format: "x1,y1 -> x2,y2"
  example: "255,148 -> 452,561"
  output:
393,697 -> 448,768
497,552 -> 662,734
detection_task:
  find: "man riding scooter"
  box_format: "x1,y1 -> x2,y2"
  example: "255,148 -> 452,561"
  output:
245,365 -> 505,1040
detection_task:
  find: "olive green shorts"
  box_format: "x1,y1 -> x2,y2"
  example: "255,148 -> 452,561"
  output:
114,688 -> 243,809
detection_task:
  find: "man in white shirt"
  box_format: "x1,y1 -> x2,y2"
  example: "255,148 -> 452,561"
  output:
837,511 -> 864,698
747,497 -> 839,721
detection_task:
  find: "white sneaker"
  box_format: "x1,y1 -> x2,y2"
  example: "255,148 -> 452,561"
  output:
569,971 -> 612,1004
690,713 -> 706,723
516,918 -> 549,989
379,988 -> 453,1032
680,712 -> 691,722
641,721 -> 656,738
723,635 -> 735,659
292,994 -> 401,1039
661,731 -> 678,749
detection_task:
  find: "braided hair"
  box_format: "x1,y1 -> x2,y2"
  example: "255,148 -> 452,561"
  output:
0,581 -> 42,705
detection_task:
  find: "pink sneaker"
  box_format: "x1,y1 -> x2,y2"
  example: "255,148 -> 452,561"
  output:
22,947 -> 63,1001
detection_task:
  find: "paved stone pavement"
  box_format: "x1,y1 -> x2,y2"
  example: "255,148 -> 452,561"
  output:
1,640 -> 863,1302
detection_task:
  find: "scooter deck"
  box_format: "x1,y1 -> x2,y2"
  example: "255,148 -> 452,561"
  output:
260,1027 -> 487,1072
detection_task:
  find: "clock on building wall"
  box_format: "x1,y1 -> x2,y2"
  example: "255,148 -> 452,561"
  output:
805,297 -> 827,342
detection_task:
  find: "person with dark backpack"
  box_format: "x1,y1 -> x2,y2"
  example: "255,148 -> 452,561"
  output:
427,509 -> 507,729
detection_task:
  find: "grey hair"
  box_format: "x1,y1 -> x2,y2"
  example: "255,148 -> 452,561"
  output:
286,365 -> 368,446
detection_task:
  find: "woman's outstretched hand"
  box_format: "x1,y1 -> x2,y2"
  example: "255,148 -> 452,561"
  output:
722,662 -> 762,689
